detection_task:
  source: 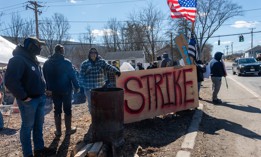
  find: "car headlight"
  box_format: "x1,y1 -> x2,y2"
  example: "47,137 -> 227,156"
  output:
239,65 -> 245,68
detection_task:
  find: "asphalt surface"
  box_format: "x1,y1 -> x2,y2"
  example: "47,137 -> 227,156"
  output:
187,62 -> 261,157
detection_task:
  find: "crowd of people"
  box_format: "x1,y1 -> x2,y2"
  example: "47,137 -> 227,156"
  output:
1,37 -> 121,157
0,36 -> 227,157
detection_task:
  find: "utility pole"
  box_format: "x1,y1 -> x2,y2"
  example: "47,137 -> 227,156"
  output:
225,45 -> 229,56
231,42 -> 233,55
26,1 -> 44,38
250,28 -> 255,49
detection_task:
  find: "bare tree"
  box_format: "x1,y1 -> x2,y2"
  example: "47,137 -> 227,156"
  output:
21,19 -> 35,38
39,13 -> 71,55
196,0 -> 242,57
128,2 -> 164,62
201,43 -> 213,62
39,17 -> 56,55
80,25 -> 96,46
7,13 -> 24,44
125,22 -> 146,51
78,25 -> 95,53
103,18 -> 121,52
53,13 -> 70,43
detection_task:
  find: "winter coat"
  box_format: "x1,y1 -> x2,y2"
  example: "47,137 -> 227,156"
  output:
79,52 -> 120,89
4,45 -> 46,100
196,61 -> 206,82
161,53 -> 172,67
43,53 -> 79,95
210,52 -> 226,77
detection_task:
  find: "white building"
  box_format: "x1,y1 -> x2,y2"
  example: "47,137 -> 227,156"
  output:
102,50 -> 145,68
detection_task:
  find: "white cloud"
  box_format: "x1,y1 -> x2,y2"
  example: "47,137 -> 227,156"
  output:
68,0 -> 77,4
231,21 -> 259,28
69,38 -> 76,42
92,29 -> 117,37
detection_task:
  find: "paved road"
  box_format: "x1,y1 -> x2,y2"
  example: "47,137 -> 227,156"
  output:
191,62 -> 261,157
226,61 -> 261,96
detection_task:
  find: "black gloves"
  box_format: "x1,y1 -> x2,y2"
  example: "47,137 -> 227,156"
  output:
116,71 -> 121,77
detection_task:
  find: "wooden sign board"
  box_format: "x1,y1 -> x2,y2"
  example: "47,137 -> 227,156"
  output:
175,34 -> 191,65
117,65 -> 198,124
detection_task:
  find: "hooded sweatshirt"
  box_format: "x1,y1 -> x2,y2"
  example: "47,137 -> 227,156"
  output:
43,53 -> 79,95
79,50 -> 120,89
5,45 -> 45,100
210,52 -> 226,77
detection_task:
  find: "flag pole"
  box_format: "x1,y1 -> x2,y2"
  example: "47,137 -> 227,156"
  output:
191,22 -> 195,34
189,21 -> 196,64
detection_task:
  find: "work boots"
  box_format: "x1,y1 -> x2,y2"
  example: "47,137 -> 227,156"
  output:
54,115 -> 62,137
64,114 -> 77,136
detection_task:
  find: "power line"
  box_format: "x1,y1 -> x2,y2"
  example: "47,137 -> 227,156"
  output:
0,2 -> 26,10
209,30 -> 261,38
0,5 -> 26,12
46,0 -> 147,7
0,10 -> 27,17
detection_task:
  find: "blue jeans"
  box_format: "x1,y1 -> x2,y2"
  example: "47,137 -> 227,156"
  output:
84,89 -> 91,112
17,95 -> 46,157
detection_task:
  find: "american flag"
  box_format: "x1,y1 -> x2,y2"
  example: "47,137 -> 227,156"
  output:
167,0 -> 197,22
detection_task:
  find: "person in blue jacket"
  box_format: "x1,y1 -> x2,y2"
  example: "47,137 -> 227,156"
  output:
4,37 -> 46,157
43,44 -> 80,137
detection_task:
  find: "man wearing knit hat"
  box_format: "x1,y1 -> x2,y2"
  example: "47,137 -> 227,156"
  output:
79,48 -> 121,112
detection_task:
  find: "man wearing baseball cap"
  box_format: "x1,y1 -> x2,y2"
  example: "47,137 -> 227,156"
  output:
5,37 -> 47,157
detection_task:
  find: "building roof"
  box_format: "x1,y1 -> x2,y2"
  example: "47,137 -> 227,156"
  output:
102,50 -> 144,60
245,45 -> 261,53
156,45 -> 181,61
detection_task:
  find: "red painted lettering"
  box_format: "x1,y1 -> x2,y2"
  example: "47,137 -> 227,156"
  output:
124,77 -> 145,114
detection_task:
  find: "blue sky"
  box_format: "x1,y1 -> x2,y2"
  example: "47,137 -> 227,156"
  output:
0,0 -> 261,55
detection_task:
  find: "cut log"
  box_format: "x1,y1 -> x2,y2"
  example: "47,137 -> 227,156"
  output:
88,142 -> 103,157
71,141 -> 87,157
74,143 -> 93,157
97,144 -> 109,157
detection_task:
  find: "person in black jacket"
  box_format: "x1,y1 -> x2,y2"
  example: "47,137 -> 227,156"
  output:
209,52 -> 227,104
196,60 -> 206,100
43,44 -> 80,137
5,37 -> 46,157
160,53 -> 173,67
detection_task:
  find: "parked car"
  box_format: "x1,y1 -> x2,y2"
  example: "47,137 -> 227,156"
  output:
232,58 -> 261,76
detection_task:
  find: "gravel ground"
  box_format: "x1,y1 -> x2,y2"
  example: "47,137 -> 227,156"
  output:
0,99 -> 196,157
